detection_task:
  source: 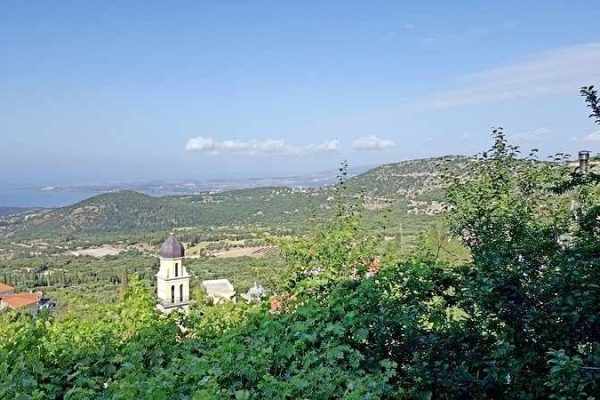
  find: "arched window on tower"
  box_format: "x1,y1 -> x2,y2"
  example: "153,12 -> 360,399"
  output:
175,263 -> 178,277
180,284 -> 184,302
171,285 -> 175,303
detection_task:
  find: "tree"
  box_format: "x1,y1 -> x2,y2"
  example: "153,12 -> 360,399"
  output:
445,121 -> 600,396
581,85 -> 600,125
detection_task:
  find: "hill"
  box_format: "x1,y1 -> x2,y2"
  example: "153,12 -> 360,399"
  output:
0,156 -> 469,239
348,155 -> 467,199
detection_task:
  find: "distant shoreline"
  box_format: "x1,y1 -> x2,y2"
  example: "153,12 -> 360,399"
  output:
1,166 -> 370,209
0,188 -> 98,209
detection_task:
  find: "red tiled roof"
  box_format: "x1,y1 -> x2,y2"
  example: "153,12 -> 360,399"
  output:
0,282 -> 14,293
1,292 -> 41,309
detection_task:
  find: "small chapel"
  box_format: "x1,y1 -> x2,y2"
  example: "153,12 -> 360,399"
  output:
156,234 -> 191,313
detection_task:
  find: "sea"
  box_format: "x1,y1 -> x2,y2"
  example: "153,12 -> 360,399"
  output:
0,186 -> 98,208
0,166 -> 370,209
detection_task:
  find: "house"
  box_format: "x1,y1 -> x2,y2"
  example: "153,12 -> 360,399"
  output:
0,282 -> 49,315
0,291 -> 42,314
0,282 -> 15,297
241,282 -> 265,303
201,279 -> 236,304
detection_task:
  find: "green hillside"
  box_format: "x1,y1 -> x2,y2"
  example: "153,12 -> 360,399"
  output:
0,156 -> 468,239
348,155 -> 468,197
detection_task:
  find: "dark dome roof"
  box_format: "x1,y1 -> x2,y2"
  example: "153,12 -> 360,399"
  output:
159,235 -> 185,258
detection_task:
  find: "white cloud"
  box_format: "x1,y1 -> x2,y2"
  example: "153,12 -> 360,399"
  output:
582,130 -> 600,143
185,137 -> 338,156
352,135 -> 396,151
429,43 -> 600,109
312,139 -> 339,152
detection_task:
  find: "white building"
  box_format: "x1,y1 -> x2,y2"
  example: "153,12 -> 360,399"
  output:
156,235 -> 191,313
201,279 -> 236,304
241,282 -> 265,303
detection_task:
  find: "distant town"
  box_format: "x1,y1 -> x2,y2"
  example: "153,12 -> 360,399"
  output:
32,166 -> 372,199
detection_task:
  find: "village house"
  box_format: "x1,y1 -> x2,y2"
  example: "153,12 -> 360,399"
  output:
0,282 -> 14,297
0,283 -> 43,314
241,282 -> 265,303
201,279 -> 236,304
154,234 -> 265,309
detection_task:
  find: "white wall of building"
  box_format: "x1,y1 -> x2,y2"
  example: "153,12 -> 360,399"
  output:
156,257 -> 190,307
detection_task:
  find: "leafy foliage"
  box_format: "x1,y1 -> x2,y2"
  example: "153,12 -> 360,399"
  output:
444,128 -> 600,397
581,85 -> 600,125
2,92 -> 600,398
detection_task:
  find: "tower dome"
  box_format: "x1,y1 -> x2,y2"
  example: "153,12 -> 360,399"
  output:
159,235 -> 185,259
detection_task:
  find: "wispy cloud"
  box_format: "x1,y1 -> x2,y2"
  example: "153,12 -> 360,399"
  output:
311,139 -> 340,152
185,137 -> 339,156
512,127 -> 551,143
352,135 -> 396,151
429,43 -> 600,109
582,130 -> 600,143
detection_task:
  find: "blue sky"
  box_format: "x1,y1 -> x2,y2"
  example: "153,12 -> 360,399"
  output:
1,1 -> 600,186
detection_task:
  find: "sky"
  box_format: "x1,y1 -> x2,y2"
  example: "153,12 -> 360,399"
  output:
1,1 -> 600,187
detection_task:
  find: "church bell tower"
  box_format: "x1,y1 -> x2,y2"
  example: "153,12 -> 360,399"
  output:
156,234 -> 190,313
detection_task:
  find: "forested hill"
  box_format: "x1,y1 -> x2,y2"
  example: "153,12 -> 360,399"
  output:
0,156 -> 469,238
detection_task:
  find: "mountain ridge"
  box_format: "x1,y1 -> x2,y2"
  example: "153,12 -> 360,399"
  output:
0,156 -> 469,239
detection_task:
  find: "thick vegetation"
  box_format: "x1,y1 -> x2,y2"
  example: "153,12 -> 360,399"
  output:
1,92 -> 599,399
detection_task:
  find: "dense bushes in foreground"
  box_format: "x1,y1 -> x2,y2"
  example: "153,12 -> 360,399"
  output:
2,96 -> 600,398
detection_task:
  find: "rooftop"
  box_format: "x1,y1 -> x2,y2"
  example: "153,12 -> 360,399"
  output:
159,234 -> 185,259
0,283 -> 15,294
1,292 -> 42,310
202,279 -> 235,298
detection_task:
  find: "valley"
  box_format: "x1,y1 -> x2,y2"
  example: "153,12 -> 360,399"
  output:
0,156 -> 469,314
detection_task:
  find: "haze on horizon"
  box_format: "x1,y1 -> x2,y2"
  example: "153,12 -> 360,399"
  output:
1,1 -> 600,187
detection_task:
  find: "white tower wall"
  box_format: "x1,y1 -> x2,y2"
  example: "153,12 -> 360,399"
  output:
156,256 -> 191,313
